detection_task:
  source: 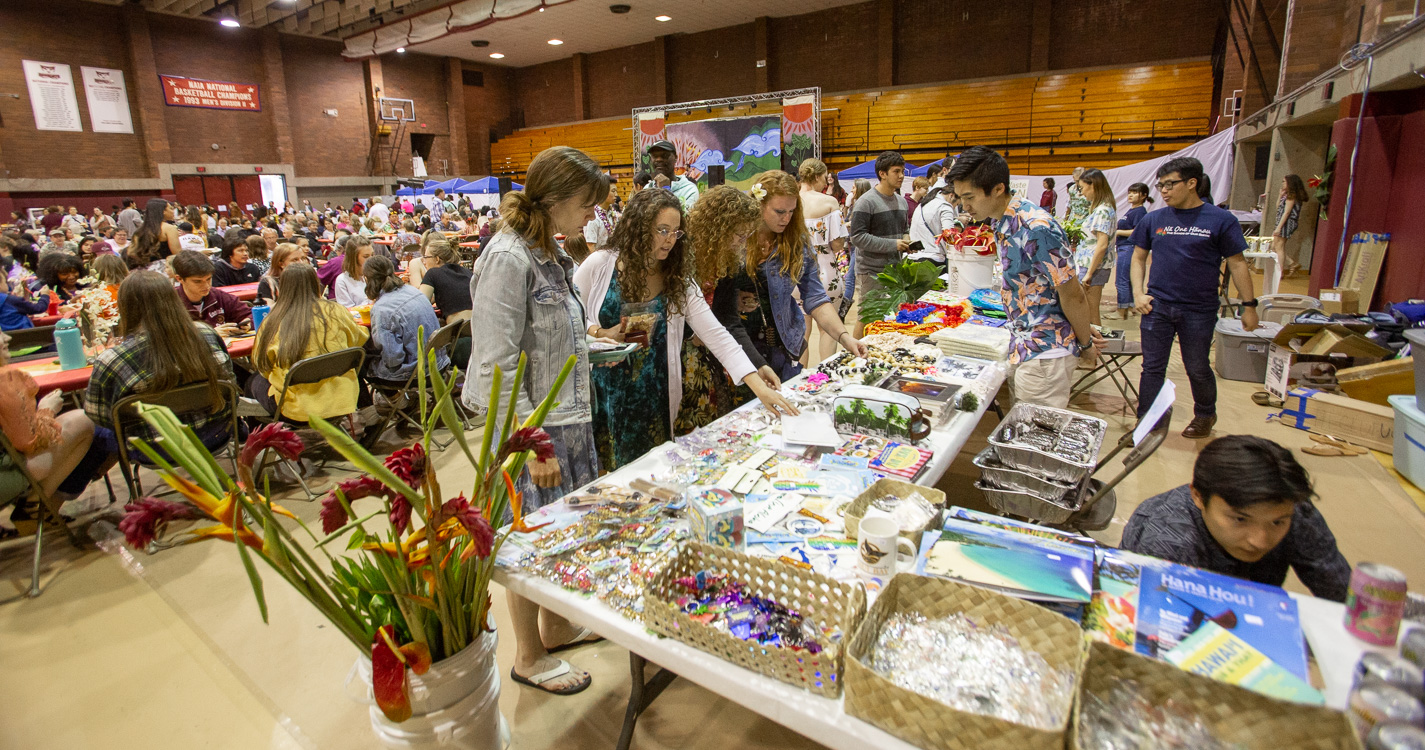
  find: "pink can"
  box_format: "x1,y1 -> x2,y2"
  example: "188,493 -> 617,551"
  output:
1346,562 -> 1409,646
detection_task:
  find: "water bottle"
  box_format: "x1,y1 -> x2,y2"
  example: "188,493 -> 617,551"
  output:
54,318 -> 87,370
251,304 -> 270,330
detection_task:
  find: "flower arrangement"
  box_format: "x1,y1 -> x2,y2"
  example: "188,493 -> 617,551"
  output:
69,275 -> 119,346
858,258 -> 948,324
937,223 -> 997,257
119,333 -> 575,723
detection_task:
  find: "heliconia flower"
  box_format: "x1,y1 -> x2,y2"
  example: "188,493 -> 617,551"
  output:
239,423 -> 304,470
442,495 -> 494,559
118,497 -> 201,549
384,443 -> 426,487
499,426 -> 556,463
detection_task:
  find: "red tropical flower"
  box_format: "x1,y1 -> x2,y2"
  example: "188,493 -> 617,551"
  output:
442,495 -> 494,559
389,495 -> 413,536
239,423 -> 304,470
320,476 -> 391,535
319,493 -> 350,535
499,426 -> 555,463
384,443 -> 426,487
119,497 -> 201,549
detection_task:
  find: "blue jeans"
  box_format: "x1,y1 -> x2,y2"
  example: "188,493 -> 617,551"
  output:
1115,247 -> 1134,309
1137,302 -> 1219,420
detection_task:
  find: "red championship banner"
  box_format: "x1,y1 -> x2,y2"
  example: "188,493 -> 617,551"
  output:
159,75 -> 261,112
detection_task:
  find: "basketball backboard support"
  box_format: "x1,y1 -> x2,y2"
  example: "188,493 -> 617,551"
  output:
379,97 -> 415,122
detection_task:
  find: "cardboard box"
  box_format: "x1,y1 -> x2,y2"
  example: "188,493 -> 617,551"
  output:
1318,288 -> 1360,315
1264,323 -> 1392,399
1338,232 -> 1389,309
1274,388 -> 1396,453
1338,358 -> 1415,406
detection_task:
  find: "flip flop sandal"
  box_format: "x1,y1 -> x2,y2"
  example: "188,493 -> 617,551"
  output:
546,626 -> 604,655
1303,444 -> 1347,457
1309,434 -> 1368,455
509,659 -> 591,696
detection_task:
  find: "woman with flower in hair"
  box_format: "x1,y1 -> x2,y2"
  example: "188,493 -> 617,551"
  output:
715,170 -> 866,382
575,187 -> 796,469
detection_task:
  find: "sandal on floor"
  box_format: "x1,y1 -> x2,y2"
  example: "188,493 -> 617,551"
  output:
1251,391 -> 1283,408
546,626 -> 604,655
509,659 -> 591,696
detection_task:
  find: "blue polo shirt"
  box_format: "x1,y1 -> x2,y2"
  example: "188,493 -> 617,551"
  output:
1130,202 -> 1246,312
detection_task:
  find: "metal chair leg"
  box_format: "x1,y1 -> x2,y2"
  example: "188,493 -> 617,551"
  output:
29,515 -> 45,598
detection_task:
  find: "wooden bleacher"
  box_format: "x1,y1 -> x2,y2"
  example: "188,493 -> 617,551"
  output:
489,60 -> 1215,186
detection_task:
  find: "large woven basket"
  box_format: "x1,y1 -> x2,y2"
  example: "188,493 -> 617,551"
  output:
642,541 -> 866,698
1071,642 -> 1362,750
845,574 -> 1085,750
844,477 -> 946,547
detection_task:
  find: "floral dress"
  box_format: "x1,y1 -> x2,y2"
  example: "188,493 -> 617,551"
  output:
591,270 -> 670,471
806,210 -> 849,302
673,285 -> 739,436
1073,203 -> 1118,282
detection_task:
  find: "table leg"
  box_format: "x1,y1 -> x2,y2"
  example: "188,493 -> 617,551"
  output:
615,653 -> 679,750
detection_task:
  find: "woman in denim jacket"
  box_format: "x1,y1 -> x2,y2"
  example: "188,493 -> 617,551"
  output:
462,146 -> 608,697
711,170 -> 867,380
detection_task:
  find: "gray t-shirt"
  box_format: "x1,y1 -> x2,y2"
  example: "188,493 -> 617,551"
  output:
849,188 -> 909,278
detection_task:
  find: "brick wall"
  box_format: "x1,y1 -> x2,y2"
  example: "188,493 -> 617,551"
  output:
282,36 -> 370,178
667,23 -> 758,104
586,42 -> 658,120
462,64 -> 512,174
515,59 -> 577,129
0,0 -> 149,179
1046,0 -> 1224,70
896,0 -> 1035,82
381,53 -> 456,176
148,14 -> 280,165
768,4 -> 879,93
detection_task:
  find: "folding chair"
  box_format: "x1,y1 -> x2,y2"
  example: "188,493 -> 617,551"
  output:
1,431 -> 87,598
112,381 -> 242,502
6,325 -> 55,351
365,319 -> 467,450
254,347 -> 366,499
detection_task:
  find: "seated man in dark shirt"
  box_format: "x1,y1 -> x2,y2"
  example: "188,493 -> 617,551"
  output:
1120,434 -> 1351,601
172,250 -> 252,335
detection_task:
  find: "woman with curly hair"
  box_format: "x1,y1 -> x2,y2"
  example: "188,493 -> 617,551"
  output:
36,252 -> 87,302
674,185 -> 779,431
574,188 -> 795,470
718,170 -> 867,382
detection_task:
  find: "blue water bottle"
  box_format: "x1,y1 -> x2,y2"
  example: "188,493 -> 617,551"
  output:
54,318 -> 87,371
251,304 -> 270,330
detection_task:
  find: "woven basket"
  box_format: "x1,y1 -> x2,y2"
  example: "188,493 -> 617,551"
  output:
642,541 -> 866,698
845,574 -> 1085,750
1071,642 -> 1361,749
844,477 -> 946,548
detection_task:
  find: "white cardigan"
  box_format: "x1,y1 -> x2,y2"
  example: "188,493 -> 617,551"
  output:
573,250 -> 757,431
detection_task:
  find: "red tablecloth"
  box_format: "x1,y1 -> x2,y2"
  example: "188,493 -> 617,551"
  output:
28,314 -> 64,327
218,282 -> 260,302
459,241 -> 481,249
23,335 -> 257,396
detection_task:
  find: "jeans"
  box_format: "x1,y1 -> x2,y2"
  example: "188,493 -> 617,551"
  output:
1137,302 -> 1219,419
1115,247 -> 1134,308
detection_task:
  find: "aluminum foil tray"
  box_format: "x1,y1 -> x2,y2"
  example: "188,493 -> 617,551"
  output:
974,480 -> 1081,525
972,448 -> 1081,504
987,403 -> 1107,484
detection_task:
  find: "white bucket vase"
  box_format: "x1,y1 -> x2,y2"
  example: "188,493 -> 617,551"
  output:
945,247 -> 997,297
349,628 -> 509,750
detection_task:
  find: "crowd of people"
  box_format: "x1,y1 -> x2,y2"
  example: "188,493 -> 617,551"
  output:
0,142 -> 1352,697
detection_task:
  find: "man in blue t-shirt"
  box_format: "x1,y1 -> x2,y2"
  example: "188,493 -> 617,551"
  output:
1130,157 -> 1258,439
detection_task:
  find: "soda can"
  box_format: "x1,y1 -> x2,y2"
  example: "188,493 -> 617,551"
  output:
1368,724 -> 1425,750
1346,563 -> 1409,646
1402,628 -> 1425,672
1352,684 -> 1425,739
1356,652 -> 1425,701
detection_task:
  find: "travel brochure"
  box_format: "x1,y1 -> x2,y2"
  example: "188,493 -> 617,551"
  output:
922,516 -> 1095,603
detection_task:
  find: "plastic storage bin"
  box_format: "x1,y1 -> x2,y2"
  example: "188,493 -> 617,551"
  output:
1213,318 -> 1282,383
1391,394 -> 1425,490
1257,294 -> 1321,325
1406,330 -> 1425,410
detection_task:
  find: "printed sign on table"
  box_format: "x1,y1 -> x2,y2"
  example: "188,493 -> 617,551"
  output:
80,66 -> 133,133
159,75 -> 261,112
22,60 -> 82,132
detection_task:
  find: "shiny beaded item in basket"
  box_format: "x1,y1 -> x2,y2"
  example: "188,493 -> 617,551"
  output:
643,541 -> 866,698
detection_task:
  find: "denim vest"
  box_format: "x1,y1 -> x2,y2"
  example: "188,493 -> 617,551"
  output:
462,231 -> 591,427
760,243 -> 831,358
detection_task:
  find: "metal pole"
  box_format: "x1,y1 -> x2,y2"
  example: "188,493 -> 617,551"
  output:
1333,51 -> 1374,287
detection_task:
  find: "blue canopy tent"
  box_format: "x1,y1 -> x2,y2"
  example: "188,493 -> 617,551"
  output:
422,178 -> 463,195
458,176 -> 524,193
837,158 -> 918,181
394,186 -> 416,196
908,158 -> 950,177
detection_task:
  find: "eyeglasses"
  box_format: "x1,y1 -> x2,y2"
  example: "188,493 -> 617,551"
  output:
655,228 -> 684,241
1154,178 -> 1185,192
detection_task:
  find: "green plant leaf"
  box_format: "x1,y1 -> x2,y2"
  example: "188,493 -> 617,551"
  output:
234,536 -> 269,624
308,416 -> 421,504
346,525 -> 368,551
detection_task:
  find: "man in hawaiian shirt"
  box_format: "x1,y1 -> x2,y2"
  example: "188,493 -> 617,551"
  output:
948,146 -> 1101,408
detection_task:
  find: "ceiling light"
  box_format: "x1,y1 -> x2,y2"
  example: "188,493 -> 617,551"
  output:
655,15 -> 671,21
547,39 -> 563,45
219,18 -> 240,27
489,53 -> 505,59
396,47 -> 406,53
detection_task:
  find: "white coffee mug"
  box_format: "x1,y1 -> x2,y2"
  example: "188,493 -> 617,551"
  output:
857,516 -> 917,581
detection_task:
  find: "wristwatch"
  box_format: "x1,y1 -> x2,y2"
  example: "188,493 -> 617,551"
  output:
1240,299 -> 1259,307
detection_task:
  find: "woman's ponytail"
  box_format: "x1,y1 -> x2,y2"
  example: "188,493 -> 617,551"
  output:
504,146 -> 608,260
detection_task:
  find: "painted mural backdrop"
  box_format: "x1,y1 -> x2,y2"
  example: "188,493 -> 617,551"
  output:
637,114 -> 783,190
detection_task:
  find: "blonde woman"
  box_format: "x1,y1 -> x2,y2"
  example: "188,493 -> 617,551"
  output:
798,159 -> 850,363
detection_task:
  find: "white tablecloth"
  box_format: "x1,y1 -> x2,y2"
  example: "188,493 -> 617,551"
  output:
1292,592 -> 1401,710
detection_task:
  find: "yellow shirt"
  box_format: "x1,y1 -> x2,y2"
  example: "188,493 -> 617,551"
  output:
261,304 -> 370,421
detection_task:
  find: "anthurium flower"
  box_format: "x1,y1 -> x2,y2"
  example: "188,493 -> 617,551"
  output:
371,625 -> 412,722
119,497 -> 201,549
240,423 -> 304,470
